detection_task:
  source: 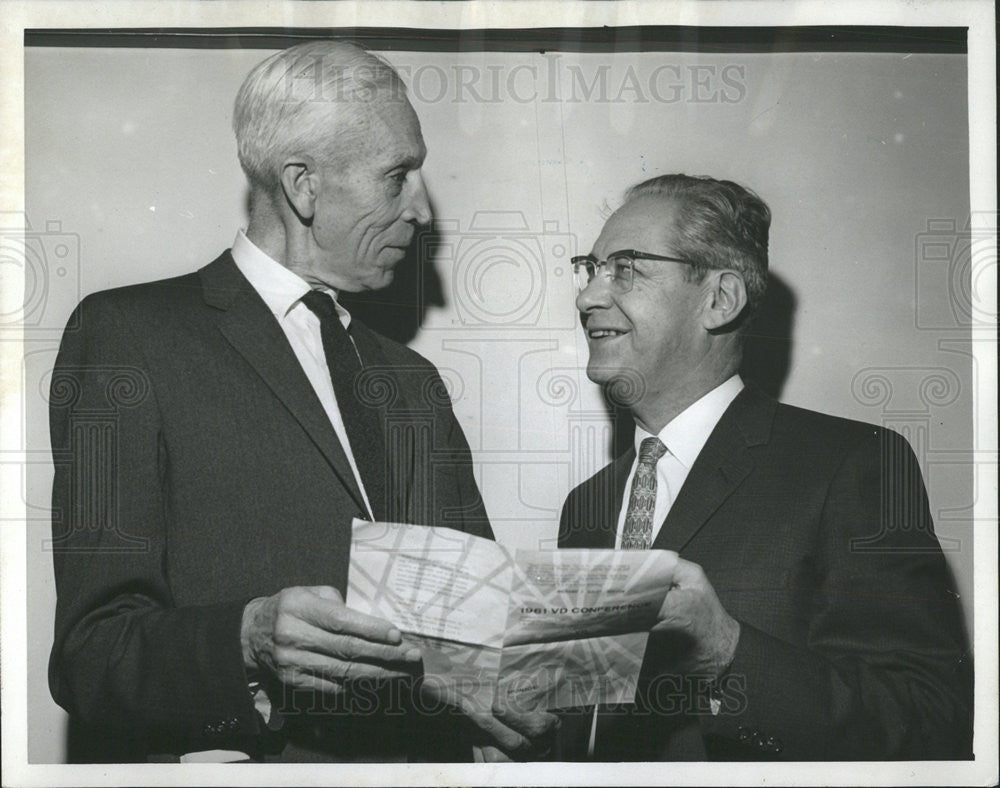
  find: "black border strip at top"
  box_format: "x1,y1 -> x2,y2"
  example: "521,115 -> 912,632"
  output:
25,26 -> 968,54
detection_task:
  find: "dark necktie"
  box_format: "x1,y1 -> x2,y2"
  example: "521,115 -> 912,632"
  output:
620,437 -> 667,549
300,289 -> 387,521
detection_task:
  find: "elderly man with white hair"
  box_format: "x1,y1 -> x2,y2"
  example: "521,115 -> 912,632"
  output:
48,40 -> 557,763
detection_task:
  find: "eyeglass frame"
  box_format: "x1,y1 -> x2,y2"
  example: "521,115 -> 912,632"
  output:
570,248 -> 695,293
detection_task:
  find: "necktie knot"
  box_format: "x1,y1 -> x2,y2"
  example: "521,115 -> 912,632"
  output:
638,436 -> 667,467
300,289 -> 340,324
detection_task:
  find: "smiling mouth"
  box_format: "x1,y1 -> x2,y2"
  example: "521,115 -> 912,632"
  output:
588,328 -> 629,339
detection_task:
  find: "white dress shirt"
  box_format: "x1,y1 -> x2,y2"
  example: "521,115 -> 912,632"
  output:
230,229 -> 374,517
614,375 -> 745,548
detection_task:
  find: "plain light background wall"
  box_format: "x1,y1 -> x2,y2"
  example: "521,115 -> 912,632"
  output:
23,44 -> 974,762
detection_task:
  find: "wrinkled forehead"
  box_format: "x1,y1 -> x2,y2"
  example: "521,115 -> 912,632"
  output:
592,195 -> 680,258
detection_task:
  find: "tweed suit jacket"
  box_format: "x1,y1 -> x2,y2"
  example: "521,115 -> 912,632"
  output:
556,385 -> 972,761
48,251 -> 493,762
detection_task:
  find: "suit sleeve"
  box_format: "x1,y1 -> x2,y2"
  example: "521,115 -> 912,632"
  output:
700,428 -> 973,760
48,294 -> 261,756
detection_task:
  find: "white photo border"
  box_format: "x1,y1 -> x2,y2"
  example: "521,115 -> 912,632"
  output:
1,1 -> 996,786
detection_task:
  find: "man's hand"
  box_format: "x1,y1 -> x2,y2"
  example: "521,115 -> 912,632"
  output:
417,678 -> 559,761
241,585 -> 422,694
465,704 -> 560,762
652,555 -> 741,678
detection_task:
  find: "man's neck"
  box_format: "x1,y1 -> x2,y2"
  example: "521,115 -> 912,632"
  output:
246,214 -> 324,289
246,205 -> 342,291
632,368 -> 740,435
245,212 -> 288,268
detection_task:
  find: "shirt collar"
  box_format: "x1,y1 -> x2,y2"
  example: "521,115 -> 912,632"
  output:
634,375 -> 745,469
230,230 -> 350,325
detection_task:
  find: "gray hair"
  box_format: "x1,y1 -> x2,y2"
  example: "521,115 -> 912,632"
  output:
233,40 -> 406,193
626,174 -> 770,324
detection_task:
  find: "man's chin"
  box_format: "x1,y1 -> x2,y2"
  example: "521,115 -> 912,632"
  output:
363,250 -> 406,289
375,268 -> 396,288
588,365 -> 647,408
384,246 -> 409,264
355,267 -> 396,292
585,363 -> 615,386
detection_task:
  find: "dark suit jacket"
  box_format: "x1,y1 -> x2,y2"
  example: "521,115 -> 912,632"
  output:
48,251 -> 493,762
556,385 -> 972,761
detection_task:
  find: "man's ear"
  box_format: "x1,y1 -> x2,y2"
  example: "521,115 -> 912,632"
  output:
702,270 -> 748,330
279,155 -> 319,223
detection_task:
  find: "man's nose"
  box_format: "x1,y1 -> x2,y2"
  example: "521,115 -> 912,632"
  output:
402,171 -> 432,226
575,270 -> 614,314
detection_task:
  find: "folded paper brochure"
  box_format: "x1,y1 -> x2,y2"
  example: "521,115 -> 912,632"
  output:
346,520 -> 676,711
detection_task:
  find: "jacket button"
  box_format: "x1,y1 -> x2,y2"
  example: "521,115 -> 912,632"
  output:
772,737 -> 784,754
737,725 -> 750,742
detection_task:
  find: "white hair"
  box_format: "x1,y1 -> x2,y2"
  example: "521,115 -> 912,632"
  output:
233,40 -> 405,192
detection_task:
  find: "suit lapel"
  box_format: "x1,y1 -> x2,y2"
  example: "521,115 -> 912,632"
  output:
650,385 -> 776,553
608,451 -> 634,547
564,449 -> 633,549
200,252 -> 368,514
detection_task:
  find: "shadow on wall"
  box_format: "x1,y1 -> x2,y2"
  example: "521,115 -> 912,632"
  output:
740,272 -> 796,400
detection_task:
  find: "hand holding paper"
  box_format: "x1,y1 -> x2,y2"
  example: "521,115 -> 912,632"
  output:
240,585 -> 422,696
469,705 -> 561,762
497,546 -> 677,709
418,678 -> 560,762
346,520 -> 678,713
651,556 -> 741,678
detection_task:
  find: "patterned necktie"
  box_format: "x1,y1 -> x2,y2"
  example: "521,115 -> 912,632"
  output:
620,437 -> 668,550
300,289 -> 387,521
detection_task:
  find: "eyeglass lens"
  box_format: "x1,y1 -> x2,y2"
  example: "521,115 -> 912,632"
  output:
573,255 -> 633,291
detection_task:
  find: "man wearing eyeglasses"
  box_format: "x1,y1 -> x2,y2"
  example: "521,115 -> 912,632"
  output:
555,174 -> 971,761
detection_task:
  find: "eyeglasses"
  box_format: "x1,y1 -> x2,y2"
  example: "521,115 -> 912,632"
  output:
571,249 -> 694,293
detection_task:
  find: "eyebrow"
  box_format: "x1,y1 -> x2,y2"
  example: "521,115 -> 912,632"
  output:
387,153 -> 425,172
